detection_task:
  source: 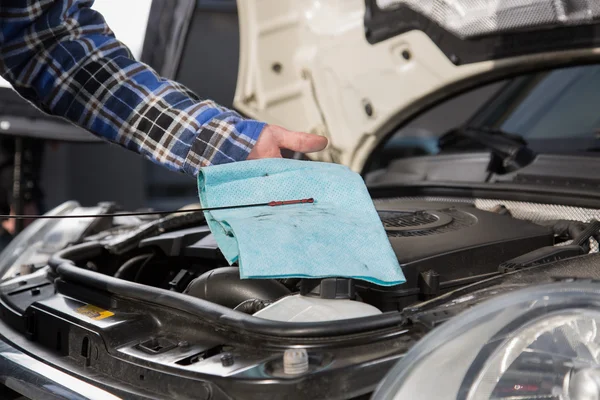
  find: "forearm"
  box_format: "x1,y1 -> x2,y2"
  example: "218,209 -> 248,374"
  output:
0,0 -> 264,176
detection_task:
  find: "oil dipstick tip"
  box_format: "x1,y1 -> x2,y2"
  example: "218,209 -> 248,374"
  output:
268,198 -> 314,207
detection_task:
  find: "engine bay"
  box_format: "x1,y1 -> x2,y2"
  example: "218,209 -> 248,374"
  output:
130,198 -> 598,311
102,198 -> 559,316
4,196 -> 595,323
0,195 -> 599,399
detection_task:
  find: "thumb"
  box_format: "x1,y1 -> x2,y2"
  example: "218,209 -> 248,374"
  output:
273,127 -> 328,153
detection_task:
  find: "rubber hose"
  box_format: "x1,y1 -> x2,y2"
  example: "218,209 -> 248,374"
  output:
234,299 -> 273,314
183,267 -> 290,309
114,254 -> 153,280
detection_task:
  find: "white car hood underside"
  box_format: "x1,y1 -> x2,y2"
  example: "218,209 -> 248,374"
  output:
233,0 -> 600,171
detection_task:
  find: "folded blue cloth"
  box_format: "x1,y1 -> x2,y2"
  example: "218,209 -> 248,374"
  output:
197,159 -> 405,286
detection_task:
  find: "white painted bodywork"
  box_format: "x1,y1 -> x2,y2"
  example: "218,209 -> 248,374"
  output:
234,0 -> 600,171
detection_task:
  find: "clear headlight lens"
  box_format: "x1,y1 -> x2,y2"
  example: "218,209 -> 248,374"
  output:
373,282 -> 600,400
472,310 -> 600,400
0,201 -> 105,279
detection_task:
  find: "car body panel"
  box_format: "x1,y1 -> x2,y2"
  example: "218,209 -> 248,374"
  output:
233,0 -> 600,171
0,339 -> 123,400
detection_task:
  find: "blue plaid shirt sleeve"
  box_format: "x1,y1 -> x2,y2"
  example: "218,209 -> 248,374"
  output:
0,0 -> 266,176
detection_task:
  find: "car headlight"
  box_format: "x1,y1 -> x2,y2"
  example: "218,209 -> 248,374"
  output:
373,282 -> 600,400
0,201 -> 106,279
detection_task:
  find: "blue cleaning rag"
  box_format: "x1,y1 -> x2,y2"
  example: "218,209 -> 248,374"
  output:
197,159 -> 405,286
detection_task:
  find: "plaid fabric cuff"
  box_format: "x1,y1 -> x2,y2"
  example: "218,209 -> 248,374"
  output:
183,118 -> 266,176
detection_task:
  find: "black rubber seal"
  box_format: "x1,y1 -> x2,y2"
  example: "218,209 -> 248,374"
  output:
364,0 -> 600,65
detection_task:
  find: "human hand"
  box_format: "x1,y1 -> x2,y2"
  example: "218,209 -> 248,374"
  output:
1,202 -> 38,235
247,125 -> 328,160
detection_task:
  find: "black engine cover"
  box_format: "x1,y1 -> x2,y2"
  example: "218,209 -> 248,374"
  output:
161,199 -> 554,309
367,200 -> 554,306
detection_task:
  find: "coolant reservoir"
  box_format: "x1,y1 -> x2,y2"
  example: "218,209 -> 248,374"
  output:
253,294 -> 381,322
253,278 -> 381,322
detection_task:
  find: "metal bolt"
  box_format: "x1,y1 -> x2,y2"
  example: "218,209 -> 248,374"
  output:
220,352 -> 234,367
283,348 -> 309,375
450,54 -> 460,64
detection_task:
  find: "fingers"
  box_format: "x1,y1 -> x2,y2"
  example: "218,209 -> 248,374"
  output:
246,125 -> 328,161
247,127 -> 282,160
246,148 -> 282,160
272,126 -> 328,154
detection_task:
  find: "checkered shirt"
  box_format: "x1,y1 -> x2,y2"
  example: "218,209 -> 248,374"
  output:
0,0 -> 265,176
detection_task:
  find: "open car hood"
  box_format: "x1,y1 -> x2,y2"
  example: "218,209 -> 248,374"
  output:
233,0 -> 600,172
